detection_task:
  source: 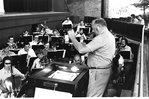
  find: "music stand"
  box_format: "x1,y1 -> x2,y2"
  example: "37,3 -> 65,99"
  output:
83,27 -> 90,36
32,45 -> 44,52
51,36 -> 64,42
120,51 -> 131,60
50,36 -> 64,46
62,24 -> 72,30
76,37 -> 80,42
21,36 -> 33,42
38,35 -> 49,43
18,54 -> 28,74
47,50 -> 66,59
11,55 -> 19,67
27,57 -> 37,71
65,47 -> 80,59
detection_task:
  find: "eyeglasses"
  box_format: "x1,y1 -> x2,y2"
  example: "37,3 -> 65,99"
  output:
5,63 -> 11,65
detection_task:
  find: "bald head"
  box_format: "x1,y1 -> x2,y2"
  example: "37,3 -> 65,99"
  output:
92,18 -> 107,27
91,18 -> 107,35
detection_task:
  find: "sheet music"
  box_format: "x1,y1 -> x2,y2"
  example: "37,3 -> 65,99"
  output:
48,70 -> 79,81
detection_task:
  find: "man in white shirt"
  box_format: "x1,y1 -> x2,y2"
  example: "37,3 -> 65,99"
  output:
29,35 -> 43,46
68,18 -> 115,97
18,42 -> 36,58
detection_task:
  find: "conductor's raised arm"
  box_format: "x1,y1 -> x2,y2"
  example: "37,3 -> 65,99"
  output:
68,29 -> 90,54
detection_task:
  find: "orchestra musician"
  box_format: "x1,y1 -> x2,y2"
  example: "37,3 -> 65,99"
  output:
29,35 -> 43,46
42,42 -> 53,56
0,46 -> 16,63
62,17 -> 73,27
7,36 -> 18,50
119,37 -> 134,88
18,42 -> 36,59
0,56 -> 25,98
18,42 -> 36,74
71,54 -> 86,66
31,49 -> 47,70
75,20 -> 85,34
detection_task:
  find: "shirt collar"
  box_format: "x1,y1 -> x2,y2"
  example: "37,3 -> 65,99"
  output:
99,27 -> 109,35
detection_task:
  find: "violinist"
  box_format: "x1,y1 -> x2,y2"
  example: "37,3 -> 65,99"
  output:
31,49 -> 46,70
0,56 -> 25,98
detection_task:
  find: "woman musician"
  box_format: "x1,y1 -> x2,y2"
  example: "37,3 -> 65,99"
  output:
0,56 -> 25,98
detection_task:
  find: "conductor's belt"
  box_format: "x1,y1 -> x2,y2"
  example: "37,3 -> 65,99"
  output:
89,64 -> 111,69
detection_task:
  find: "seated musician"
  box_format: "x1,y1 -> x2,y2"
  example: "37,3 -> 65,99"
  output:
23,31 -> 29,36
52,29 -> 60,37
76,20 -> 85,34
18,42 -> 36,63
120,37 -> 134,62
31,49 -> 48,70
62,17 -> 73,27
7,36 -> 18,50
72,54 -> 86,66
29,35 -> 43,46
0,46 -> 16,61
42,43 -> 53,56
45,28 -> 53,35
119,37 -> 134,87
0,56 -> 25,98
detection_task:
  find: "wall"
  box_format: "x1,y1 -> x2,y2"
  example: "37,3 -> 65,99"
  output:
66,0 -> 102,19
53,0 -> 67,12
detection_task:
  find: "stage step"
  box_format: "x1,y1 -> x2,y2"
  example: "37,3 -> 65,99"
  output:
120,89 -> 132,97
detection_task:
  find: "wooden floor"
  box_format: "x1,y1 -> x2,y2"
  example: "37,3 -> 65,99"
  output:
144,34 -> 149,96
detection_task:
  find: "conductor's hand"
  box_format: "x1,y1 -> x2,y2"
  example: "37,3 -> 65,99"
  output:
68,29 -> 76,39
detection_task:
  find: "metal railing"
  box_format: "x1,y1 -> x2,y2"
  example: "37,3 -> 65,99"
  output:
133,25 -> 148,97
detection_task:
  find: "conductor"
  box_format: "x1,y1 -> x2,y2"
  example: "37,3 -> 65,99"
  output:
68,18 -> 115,97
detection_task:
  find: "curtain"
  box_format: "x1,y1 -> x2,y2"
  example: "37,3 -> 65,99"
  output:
4,0 -> 52,13
23,0 -> 52,12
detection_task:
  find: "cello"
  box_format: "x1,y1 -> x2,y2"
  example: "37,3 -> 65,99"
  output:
4,75 -> 22,97
3,64 -> 27,98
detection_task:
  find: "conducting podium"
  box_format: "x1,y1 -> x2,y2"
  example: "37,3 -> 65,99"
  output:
29,62 -> 89,97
